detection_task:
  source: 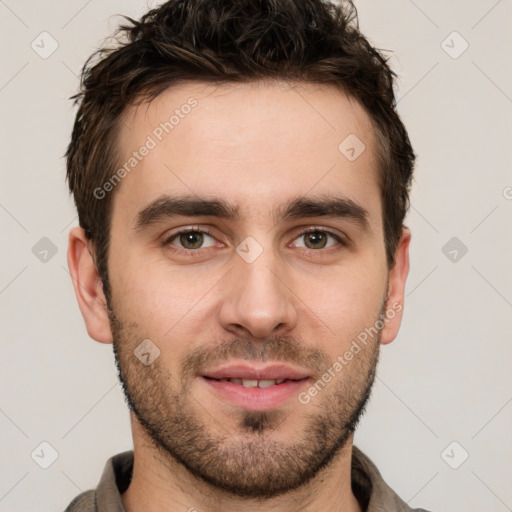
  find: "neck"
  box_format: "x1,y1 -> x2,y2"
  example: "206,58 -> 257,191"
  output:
121,417 -> 362,512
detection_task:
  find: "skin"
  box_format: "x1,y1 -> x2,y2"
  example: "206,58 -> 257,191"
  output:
68,80 -> 410,512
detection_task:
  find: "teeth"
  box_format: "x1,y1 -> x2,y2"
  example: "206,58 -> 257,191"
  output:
242,379 -> 259,388
258,379 -> 276,388
224,378 -> 287,388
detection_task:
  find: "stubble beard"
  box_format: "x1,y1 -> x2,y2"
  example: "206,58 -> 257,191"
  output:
110,307 -> 382,499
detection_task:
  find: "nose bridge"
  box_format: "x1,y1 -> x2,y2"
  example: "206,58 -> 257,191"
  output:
219,241 -> 297,338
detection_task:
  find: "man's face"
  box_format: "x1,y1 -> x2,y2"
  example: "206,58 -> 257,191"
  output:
106,80 -> 394,498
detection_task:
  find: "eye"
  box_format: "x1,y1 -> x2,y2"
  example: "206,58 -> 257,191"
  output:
164,229 -> 217,250
292,229 -> 343,250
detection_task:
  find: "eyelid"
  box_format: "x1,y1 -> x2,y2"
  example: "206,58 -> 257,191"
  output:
162,226 -> 216,248
290,226 -> 347,249
293,226 -> 348,244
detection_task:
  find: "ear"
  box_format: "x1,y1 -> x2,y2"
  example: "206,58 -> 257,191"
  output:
380,227 -> 411,345
67,226 -> 113,344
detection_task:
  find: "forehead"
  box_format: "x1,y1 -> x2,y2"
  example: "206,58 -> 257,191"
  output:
112,80 -> 381,229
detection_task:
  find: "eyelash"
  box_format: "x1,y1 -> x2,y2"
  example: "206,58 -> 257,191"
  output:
162,227 -> 347,255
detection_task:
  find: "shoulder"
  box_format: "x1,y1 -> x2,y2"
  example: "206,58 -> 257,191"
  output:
352,445 -> 434,512
63,489 -> 96,512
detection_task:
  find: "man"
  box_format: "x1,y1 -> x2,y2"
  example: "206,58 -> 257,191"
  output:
64,0 -> 430,510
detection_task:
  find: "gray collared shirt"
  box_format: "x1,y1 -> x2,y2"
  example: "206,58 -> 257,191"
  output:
64,445 -> 432,511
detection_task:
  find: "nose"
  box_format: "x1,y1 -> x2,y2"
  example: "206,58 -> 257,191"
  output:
218,251 -> 298,339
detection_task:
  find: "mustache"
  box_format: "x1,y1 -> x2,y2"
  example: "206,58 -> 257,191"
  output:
181,335 -> 331,380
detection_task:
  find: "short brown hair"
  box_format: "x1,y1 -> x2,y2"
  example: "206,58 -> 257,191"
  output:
66,0 -> 415,303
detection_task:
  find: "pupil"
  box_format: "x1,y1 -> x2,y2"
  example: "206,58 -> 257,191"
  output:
181,232 -> 203,249
305,232 -> 327,249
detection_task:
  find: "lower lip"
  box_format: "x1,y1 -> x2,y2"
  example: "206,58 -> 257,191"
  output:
201,377 -> 310,411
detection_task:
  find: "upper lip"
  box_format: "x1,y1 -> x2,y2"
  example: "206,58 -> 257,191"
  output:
201,363 -> 310,381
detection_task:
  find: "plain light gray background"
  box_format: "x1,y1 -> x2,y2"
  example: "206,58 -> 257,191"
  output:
1,1 -> 511,511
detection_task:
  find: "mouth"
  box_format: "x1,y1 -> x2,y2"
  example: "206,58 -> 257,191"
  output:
199,363 -> 312,410
201,362 -> 310,381
203,376 -> 306,388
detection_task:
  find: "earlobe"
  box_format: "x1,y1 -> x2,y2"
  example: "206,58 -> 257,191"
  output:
380,227 -> 411,345
67,226 -> 113,344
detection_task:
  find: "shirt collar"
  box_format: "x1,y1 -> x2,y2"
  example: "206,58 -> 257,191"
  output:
94,445 -> 420,512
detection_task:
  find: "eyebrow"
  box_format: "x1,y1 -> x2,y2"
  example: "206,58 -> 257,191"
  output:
277,194 -> 370,231
134,193 -> 371,232
134,195 -> 240,232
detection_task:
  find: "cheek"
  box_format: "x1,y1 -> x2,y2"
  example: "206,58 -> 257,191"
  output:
298,265 -> 386,351
110,256 -> 217,341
